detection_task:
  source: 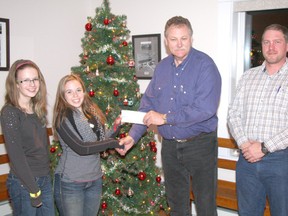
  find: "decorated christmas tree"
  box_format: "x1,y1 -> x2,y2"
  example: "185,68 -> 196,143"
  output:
49,0 -> 169,215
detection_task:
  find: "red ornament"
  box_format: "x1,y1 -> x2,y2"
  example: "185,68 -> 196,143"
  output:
156,175 -> 161,183
106,55 -> 115,65
101,201 -> 108,209
103,18 -> 109,25
122,41 -> 128,46
123,97 -> 128,106
149,141 -> 156,147
89,89 -> 95,97
85,23 -> 92,31
138,171 -> 146,181
113,88 -> 119,96
119,133 -> 126,139
151,146 -> 157,153
50,147 -> 56,153
115,188 -> 121,196
83,54 -> 88,60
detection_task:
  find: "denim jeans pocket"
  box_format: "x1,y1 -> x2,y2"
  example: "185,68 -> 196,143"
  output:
7,173 -> 25,199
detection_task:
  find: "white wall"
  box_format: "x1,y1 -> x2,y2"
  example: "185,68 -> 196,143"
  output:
0,0 -> 92,128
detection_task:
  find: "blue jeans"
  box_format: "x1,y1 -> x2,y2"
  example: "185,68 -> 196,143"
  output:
6,173 -> 55,216
54,173 -> 102,216
237,149 -> 288,216
161,131 -> 218,216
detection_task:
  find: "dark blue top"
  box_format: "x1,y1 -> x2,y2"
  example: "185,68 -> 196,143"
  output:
129,48 -> 222,142
0,105 -> 50,193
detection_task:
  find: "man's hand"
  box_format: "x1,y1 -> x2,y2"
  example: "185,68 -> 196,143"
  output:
116,135 -> 135,156
239,141 -> 251,151
242,141 -> 265,163
143,111 -> 166,127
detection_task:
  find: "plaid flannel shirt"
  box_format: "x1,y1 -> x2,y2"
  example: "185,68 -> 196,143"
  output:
228,59 -> 288,153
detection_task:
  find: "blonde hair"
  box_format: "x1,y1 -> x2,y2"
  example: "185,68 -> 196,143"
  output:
3,59 -> 47,125
52,74 -> 106,137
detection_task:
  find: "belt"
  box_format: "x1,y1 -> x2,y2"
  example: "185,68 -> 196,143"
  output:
164,132 -> 210,143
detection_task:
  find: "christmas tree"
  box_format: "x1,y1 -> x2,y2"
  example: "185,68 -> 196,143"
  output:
250,30 -> 264,68
50,0 -> 169,215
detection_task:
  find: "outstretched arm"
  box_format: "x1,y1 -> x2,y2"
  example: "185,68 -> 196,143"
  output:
57,121 -> 124,155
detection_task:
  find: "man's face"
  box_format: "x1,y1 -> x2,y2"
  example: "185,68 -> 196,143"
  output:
165,25 -> 192,65
262,29 -> 288,65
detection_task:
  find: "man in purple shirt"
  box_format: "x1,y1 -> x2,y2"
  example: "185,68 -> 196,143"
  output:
118,16 -> 221,216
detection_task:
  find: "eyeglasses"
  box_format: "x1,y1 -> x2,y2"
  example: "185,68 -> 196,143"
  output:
18,78 -> 40,85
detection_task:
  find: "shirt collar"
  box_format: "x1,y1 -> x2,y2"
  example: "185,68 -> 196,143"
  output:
171,47 -> 193,68
262,58 -> 288,75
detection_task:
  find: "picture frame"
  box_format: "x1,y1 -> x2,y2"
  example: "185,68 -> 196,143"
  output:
0,18 -> 10,71
132,34 -> 161,79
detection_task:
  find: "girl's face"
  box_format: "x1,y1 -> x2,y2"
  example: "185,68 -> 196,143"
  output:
16,67 -> 40,101
64,79 -> 84,111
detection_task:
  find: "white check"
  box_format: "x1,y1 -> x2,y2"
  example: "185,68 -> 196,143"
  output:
121,110 -> 146,125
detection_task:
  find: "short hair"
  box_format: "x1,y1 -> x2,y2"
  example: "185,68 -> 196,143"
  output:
164,16 -> 193,37
262,24 -> 288,42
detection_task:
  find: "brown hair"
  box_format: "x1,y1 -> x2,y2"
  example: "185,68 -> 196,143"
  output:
3,59 -> 47,125
52,74 -> 106,137
164,16 -> 193,37
262,24 -> 288,42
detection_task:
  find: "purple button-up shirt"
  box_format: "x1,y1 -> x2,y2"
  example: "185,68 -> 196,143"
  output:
129,48 -> 221,142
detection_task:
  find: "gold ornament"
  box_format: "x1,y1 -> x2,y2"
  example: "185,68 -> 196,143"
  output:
140,143 -> 145,151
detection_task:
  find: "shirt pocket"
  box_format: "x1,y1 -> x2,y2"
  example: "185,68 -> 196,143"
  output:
178,84 -> 196,107
274,84 -> 288,113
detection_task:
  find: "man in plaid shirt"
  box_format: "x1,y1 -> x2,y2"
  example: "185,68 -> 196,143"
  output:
228,24 -> 288,216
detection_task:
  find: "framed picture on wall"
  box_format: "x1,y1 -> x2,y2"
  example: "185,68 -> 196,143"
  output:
132,34 -> 161,79
0,18 -> 10,71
